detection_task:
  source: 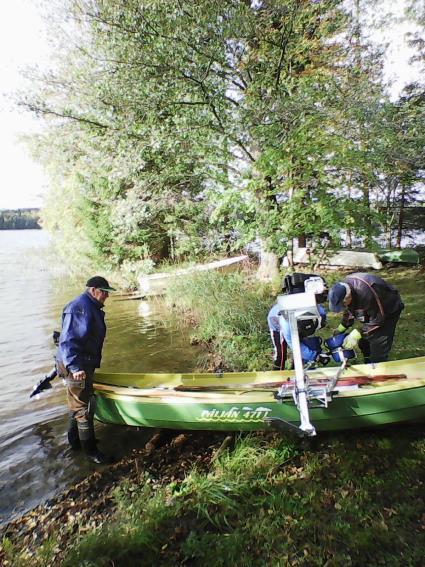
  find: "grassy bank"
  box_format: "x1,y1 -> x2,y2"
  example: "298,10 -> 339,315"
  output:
67,431 -> 425,566
2,266 -> 425,566
3,429 -> 424,567
165,270 -> 275,371
165,266 -> 425,370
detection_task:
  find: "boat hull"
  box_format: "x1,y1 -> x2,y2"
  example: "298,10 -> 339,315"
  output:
378,248 -> 419,265
94,357 -> 425,432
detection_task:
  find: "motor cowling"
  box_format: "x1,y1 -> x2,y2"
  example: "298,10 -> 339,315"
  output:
298,318 -> 319,338
282,273 -> 328,337
282,272 -> 328,304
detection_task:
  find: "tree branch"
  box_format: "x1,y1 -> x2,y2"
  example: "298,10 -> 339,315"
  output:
20,103 -> 146,140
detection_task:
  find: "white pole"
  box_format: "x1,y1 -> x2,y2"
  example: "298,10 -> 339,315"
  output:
287,312 -> 316,436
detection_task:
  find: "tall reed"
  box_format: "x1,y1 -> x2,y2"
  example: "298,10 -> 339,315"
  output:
165,271 -> 275,371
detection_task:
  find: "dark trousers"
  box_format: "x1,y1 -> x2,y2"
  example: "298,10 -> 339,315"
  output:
358,310 -> 402,364
270,330 -> 287,370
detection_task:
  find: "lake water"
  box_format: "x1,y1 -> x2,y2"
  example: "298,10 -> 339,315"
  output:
0,230 -> 200,525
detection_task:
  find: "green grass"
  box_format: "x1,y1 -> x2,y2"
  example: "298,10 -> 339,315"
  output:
1,535 -> 59,567
165,270 -> 275,371
59,432 -> 425,566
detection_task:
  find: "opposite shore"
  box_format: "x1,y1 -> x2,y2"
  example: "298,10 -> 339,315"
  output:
0,209 -> 41,230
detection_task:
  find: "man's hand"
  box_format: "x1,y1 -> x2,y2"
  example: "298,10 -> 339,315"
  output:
72,370 -> 86,381
333,324 -> 347,336
342,329 -> 362,350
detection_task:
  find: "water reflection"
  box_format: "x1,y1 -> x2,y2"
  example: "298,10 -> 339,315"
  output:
0,416 -> 152,523
0,230 -> 201,524
138,300 -> 152,317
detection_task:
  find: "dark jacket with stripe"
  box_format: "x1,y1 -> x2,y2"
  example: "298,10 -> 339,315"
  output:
57,291 -> 106,373
341,273 -> 403,336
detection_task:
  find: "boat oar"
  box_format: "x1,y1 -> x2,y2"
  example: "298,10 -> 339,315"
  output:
340,374 -> 407,385
174,374 -> 407,392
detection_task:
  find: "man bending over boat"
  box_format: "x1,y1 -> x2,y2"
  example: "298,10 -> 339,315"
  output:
56,276 -> 116,464
328,273 -> 404,364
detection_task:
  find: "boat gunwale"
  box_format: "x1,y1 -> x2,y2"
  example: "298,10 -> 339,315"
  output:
94,377 -> 425,401
93,357 -> 425,401
95,357 -> 425,383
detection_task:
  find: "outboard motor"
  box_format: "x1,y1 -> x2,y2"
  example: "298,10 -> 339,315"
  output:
282,273 -> 328,337
30,331 -> 60,398
282,272 -> 328,304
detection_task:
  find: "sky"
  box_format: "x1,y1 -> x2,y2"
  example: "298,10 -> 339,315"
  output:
0,0 -> 422,210
0,0 -> 50,210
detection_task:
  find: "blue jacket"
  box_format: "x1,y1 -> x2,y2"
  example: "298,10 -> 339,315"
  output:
57,291 -> 106,373
268,303 -> 326,363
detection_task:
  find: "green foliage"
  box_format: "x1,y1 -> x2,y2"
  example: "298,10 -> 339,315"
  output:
1,537 -> 16,563
165,270 -> 273,371
1,535 -> 59,567
21,0 -> 425,272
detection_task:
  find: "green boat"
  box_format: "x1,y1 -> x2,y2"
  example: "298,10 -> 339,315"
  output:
94,357 -> 425,435
378,248 -> 419,265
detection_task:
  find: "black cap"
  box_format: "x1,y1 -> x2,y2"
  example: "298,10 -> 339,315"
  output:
86,276 -> 116,292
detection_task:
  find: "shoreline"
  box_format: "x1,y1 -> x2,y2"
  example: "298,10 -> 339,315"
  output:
2,424 -> 424,566
0,429 -> 231,565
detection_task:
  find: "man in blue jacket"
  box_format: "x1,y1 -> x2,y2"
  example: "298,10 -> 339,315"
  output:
56,276 -> 116,464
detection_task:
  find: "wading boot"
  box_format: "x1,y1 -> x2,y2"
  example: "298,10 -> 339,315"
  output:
80,437 -> 114,465
78,420 -> 113,464
67,413 -> 81,450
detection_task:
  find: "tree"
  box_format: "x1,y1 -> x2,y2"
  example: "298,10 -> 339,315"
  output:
22,0 -> 423,276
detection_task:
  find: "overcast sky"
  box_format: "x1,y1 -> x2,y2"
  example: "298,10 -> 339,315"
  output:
0,0 -> 50,209
0,0 -> 422,210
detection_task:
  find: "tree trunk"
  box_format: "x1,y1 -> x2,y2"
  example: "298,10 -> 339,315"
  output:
396,186 -> 406,249
347,175 -> 353,247
298,235 -> 307,248
257,241 -> 280,281
386,190 -> 392,249
353,0 -> 373,249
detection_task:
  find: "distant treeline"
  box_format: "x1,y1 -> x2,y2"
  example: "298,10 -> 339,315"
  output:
0,209 -> 41,230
